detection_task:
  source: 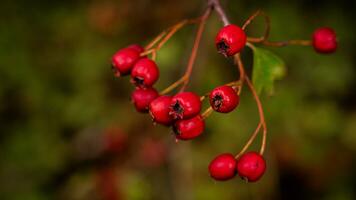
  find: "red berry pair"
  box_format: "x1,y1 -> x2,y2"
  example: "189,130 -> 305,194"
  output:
208,152 -> 266,182
149,92 -> 205,140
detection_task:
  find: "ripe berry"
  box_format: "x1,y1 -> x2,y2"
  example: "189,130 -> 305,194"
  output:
173,115 -> 204,140
169,92 -> 202,120
149,96 -> 174,126
127,44 -> 144,53
237,152 -> 266,182
209,85 -> 239,113
312,27 -> 337,54
131,87 -> 159,113
131,58 -> 159,88
111,48 -> 140,76
215,24 -> 247,57
208,153 -> 237,181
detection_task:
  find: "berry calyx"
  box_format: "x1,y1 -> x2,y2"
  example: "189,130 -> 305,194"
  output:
149,96 -> 174,126
131,87 -> 159,113
173,115 -> 205,140
127,44 -> 144,53
131,58 -> 160,88
169,92 -> 202,120
312,27 -> 337,54
208,153 -> 237,181
111,48 -> 140,76
209,85 -> 239,113
236,151 -> 266,182
215,24 -> 247,57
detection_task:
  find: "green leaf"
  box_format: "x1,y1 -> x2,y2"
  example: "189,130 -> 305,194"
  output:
251,46 -> 286,95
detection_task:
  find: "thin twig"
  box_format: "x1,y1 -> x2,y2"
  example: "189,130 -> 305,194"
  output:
180,7 -> 212,92
209,0 -> 230,26
242,10 -> 270,42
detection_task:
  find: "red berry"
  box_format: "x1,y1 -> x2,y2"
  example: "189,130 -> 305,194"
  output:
131,87 -> 159,113
208,153 -> 237,181
149,96 -> 174,126
312,27 -> 337,54
131,58 -> 159,88
127,44 -> 144,53
209,85 -> 239,113
215,24 -> 247,57
173,115 -> 204,140
169,92 -> 202,120
111,48 -> 140,76
236,152 -> 266,182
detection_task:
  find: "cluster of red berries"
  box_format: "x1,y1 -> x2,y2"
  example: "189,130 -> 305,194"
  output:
111,22 -> 337,183
111,40 -> 242,141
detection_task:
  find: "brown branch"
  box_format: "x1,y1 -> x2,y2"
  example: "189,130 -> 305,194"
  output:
180,7 -> 212,92
209,0 -> 230,26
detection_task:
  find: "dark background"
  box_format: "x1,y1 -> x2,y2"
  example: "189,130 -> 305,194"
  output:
0,0 -> 355,199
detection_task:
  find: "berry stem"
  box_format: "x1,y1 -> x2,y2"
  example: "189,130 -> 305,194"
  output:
248,38 -> 312,46
160,76 -> 186,95
202,107 -> 214,119
145,31 -> 167,50
235,55 -> 267,156
235,122 -> 262,159
141,17 -> 204,58
242,10 -> 270,43
180,7 -> 212,92
245,76 -> 267,155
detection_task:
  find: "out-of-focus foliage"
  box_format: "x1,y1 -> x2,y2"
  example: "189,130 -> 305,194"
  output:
0,0 -> 355,200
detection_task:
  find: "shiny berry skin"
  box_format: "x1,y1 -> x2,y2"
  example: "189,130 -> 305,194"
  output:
169,92 -> 202,120
209,85 -> 239,113
131,58 -> 159,88
215,24 -> 247,57
111,48 -> 140,76
131,87 -> 159,113
237,152 -> 266,182
127,44 -> 144,53
312,27 -> 337,54
208,153 -> 237,181
149,96 -> 174,126
173,115 -> 205,140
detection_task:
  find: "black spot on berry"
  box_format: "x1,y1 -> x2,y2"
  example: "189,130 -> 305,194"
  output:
217,40 -> 229,57
170,100 -> 184,119
133,76 -> 144,86
212,94 -> 223,110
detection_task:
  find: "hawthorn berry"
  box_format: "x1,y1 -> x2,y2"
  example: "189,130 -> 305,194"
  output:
215,24 -> 247,57
209,85 -> 239,113
127,44 -> 144,53
312,27 -> 337,54
169,92 -> 202,120
111,48 -> 140,76
236,151 -> 266,182
131,87 -> 159,113
208,153 -> 237,181
149,96 -> 174,126
173,115 -> 205,140
131,58 -> 160,88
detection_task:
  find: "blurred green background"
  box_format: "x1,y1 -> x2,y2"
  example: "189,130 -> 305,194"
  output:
0,0 -> 355,199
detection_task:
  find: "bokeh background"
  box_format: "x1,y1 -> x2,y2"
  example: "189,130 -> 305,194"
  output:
0,0 -> 355,199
